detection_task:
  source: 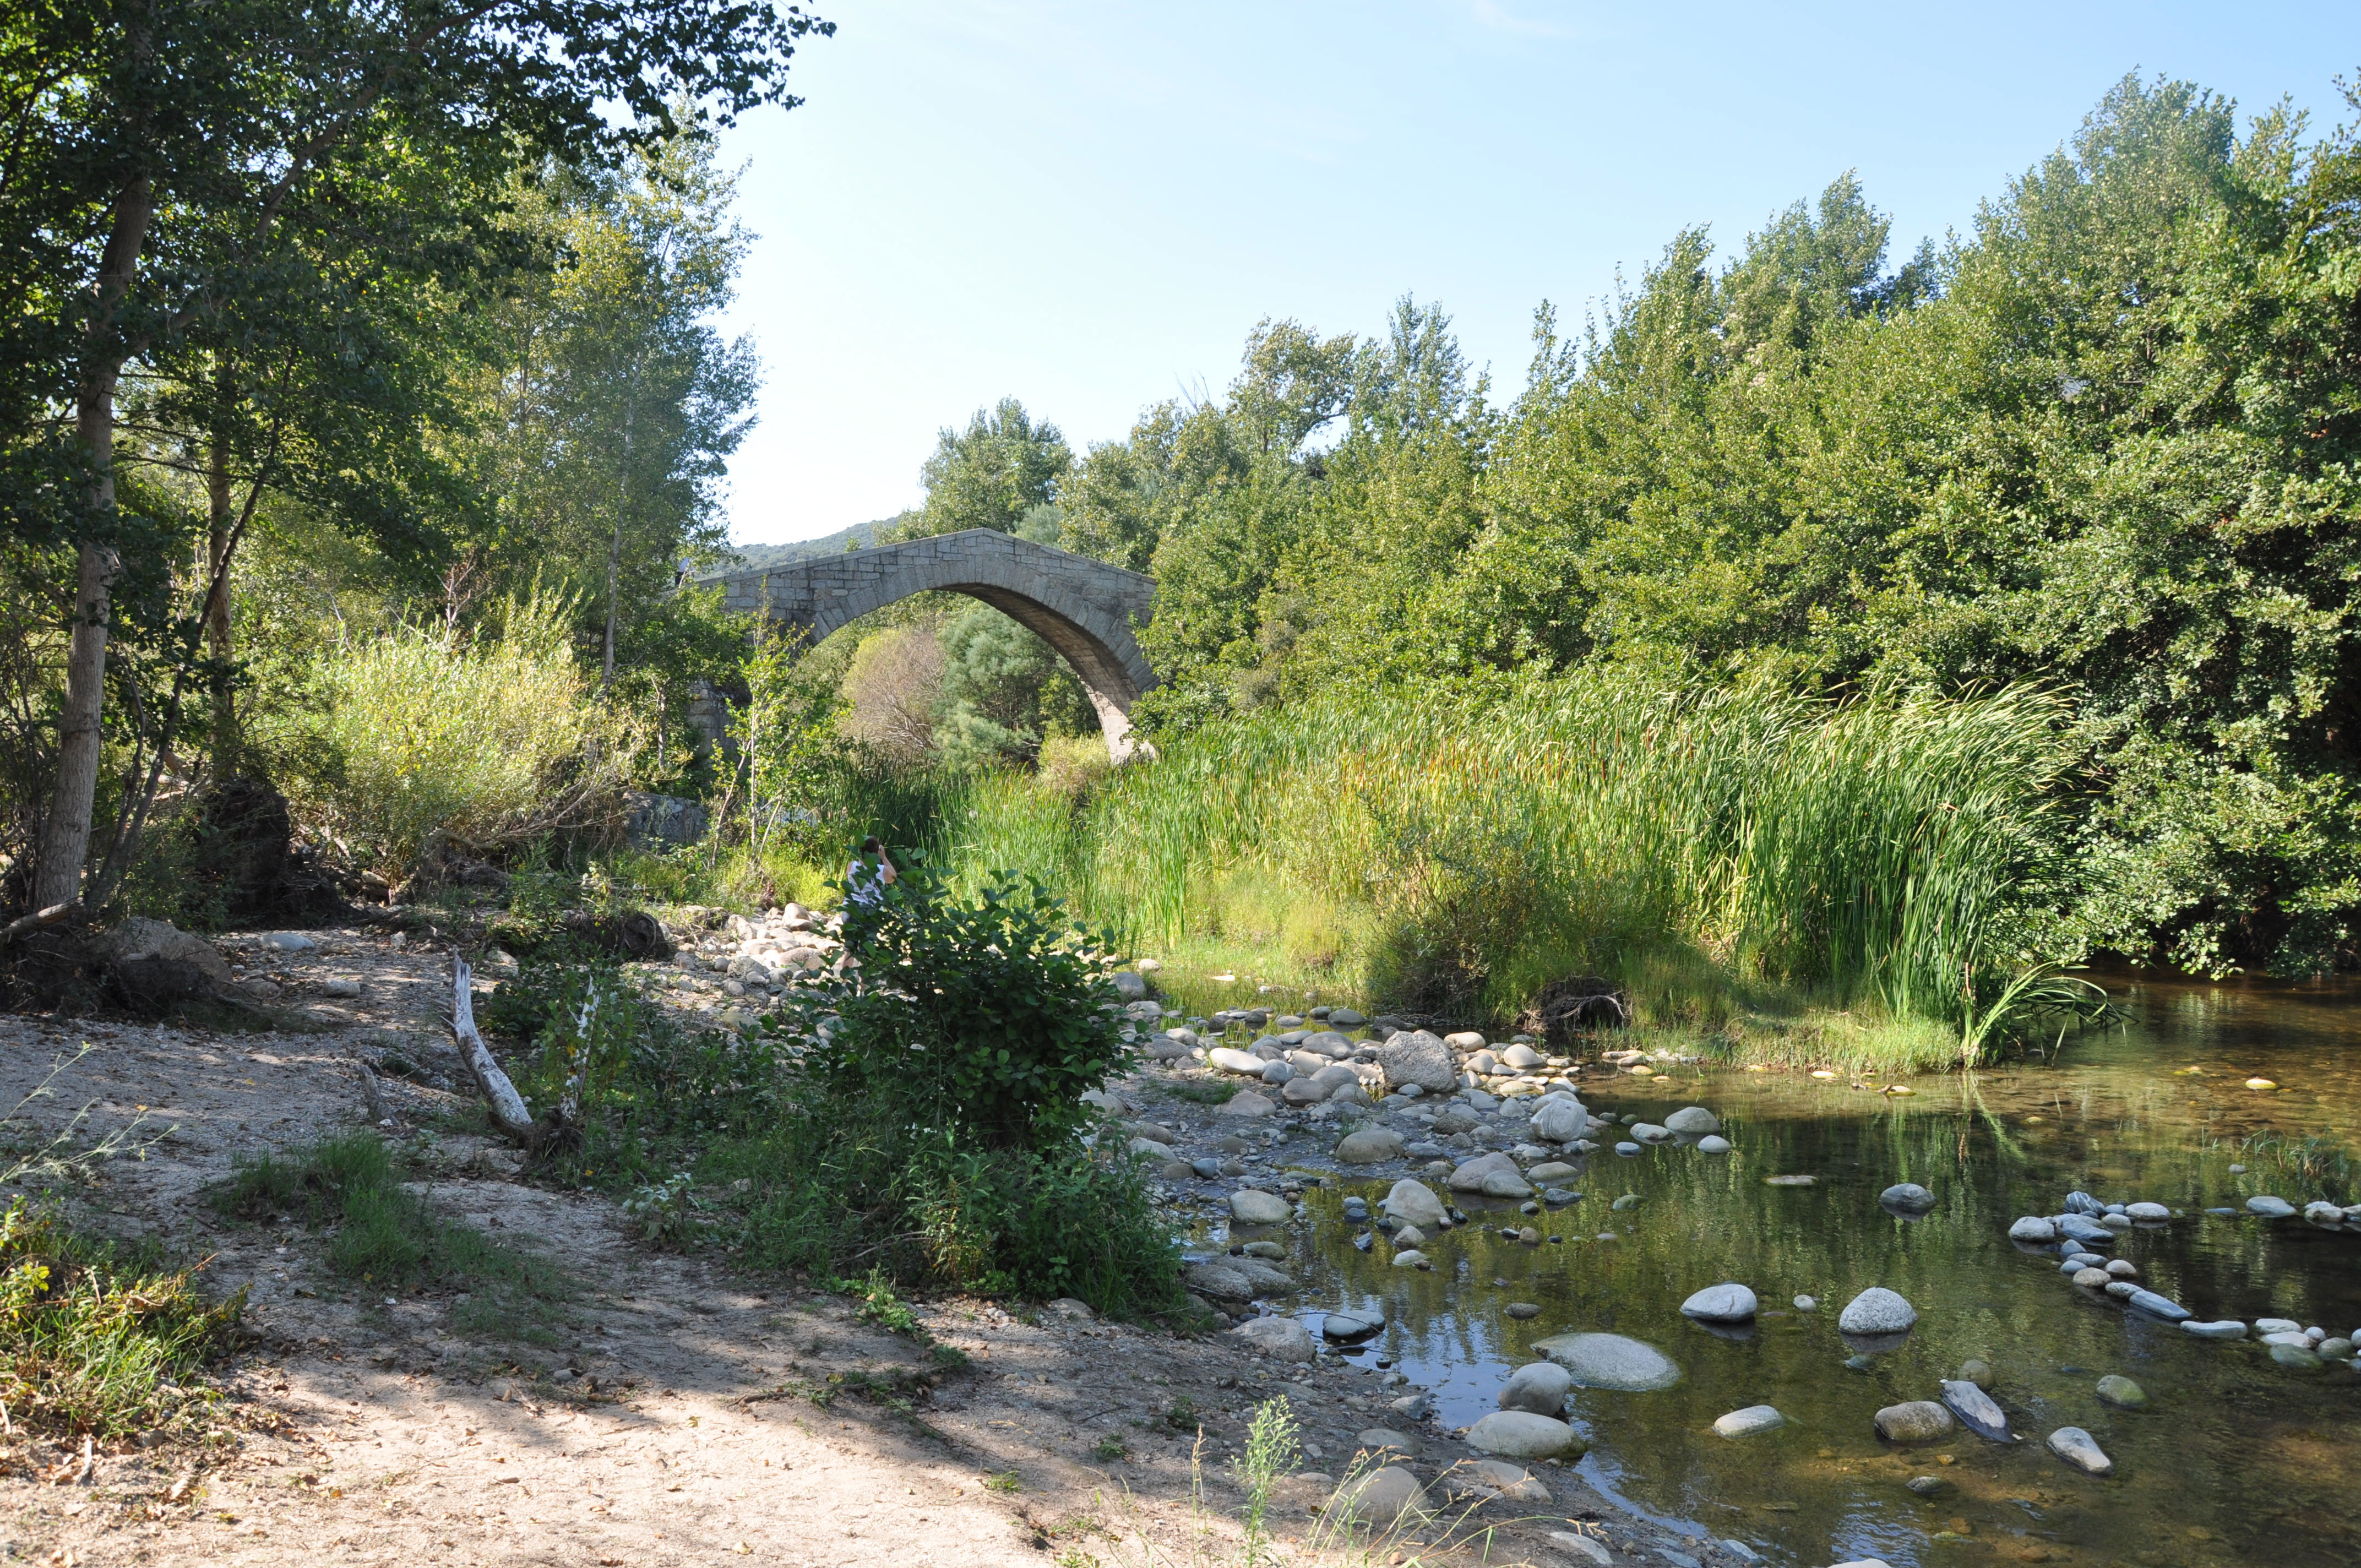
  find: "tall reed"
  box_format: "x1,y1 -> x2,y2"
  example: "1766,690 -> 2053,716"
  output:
940,673 -> 2081,1041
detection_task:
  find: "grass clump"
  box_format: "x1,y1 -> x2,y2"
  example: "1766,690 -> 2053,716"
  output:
0,1200 -> 241,1436
213,1132 -> 569,1338
2237,1131 -> 2355,1205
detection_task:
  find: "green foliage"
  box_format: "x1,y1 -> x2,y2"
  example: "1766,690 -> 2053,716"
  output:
2236,1131 -> 2355,1205
910,398 -> 1072,539
275,591 -> 634,879
739,628 -> 854,858
830,858 -> 1133,1147
0,1200 -> 242,1437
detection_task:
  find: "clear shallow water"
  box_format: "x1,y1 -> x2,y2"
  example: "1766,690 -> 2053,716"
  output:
1177,972 -> 2361,1568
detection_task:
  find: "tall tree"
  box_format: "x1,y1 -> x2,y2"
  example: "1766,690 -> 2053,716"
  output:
0,0 -> 829,912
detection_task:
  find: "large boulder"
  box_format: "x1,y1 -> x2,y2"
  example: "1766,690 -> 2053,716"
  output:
1380,1179 -> 1449,1230
1531,1332 -> 1682,1391
1530,1096 -> 1590,1144
1447,1153 -> 1521,1193
1231,1315 -> 1314,1363
1377,1030 -> 1458,1094
1496,1360 -> 1574,1415
1335,1127 -> 1407,1163
1663,1106 -> 1720,1136
1464,1412 -> 1586,1460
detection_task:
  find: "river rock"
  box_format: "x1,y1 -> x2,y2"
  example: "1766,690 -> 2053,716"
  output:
1382,1178 -> 1448,1229
1232,1315 -> 1314,1362
2008,1216 -> 2057,1242
2246,1195 -> 2297,1217
2057,1215 -> 2114,1246
1185,1262 -> 1254,1302
1322,1311 -> 1381,1341
1873,1401 -> 1955,1443
1481,1169 -> 1535,1199
1664,1106 -> 1720,1135
2095,1374 -> 2146,1408
1880,1183 -> 1938,1213
1957,1359 -> 1993,1390
1280,1077 -> 1328,1104
1497,1360 -> 1574,1415
1390,1249 -> 1428,1268
1526,1161 -> 1580,1183
1630,1122 -> 1673,1144
1530,1096 -> 1590,1144
2072,1267 -> 2110,1287
1696,1134 -> 1732,1154
2126,1289 -> 2190,1321
2181,1319 -> 2246,1339
1839,1288 -> 1919,1336
1502,1043 -> 1546,1069
1260,1060 -> 1297,1085
1230,1190 -> 1293,1225
1335,1127 -> 1406,1163
1680,1283 -> 1759,1323
1209,1047 -> 1265,1075
1712,1404 -> 1785,1438
1327,1466 -> 1427,1526
2047,1426 -> 2113,1475
1378,1031 -> 1459,1094
1441,1457 -> 1553,1506
1448,1152 -> 1520,1193
2063,1190 -> 2105,1216
1940,1380 -> 2009,1440
1465,1411 -> 1585,1460
1218,1091 -> 1277,1118
1391,1225 -> 1426,1248
2125,1201 -> 2170,1222
2268,1342 -> 2323,1369
1532,1332 -> 1683,1391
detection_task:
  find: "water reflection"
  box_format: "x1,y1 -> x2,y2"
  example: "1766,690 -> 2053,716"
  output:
1182,971 -> 2360,1567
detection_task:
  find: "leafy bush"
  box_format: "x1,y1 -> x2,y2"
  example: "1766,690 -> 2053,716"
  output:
276,593 -> 637,879
829,858 -> 1131,1147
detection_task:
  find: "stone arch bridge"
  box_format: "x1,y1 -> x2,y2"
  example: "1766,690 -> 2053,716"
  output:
712,529 -> 1158,759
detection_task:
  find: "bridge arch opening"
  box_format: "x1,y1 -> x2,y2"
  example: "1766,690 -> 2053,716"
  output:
714,530 -> 1158,763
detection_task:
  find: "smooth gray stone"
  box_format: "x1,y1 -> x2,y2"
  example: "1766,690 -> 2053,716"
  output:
1873,1401 -> 1954,1442
2057,1215 -> 2114,1246
2047,1426 -> 2113,1475
1838,1287 -> 1919,1336
1663,1106 -> 1720,1135
2009,1216 -> 2058,1242
2269,1343 -> 2324,1369
1940,1379 -> 2009,1439
2125,1201 -> 2170,1222
2247,1195 -> 2297,1217
1231,1315 -> 1314,1362
1880,1182 -> 1938,1213
1229,1189 -> 1293,1225
1326,1465 -> 1427,1526
1696,1135 -> 1732,1153
1496,1360 -> 1574,1415
1322,1311 -> 1381,1341
1614,1141 -> 1641,1156
2063,1191 -> 2106,1216
2180,1319 -> 2246,1339
2127,1289 -> 2190,1321
1680,1282 -> 1759,1323
1381,1179 -> 1447,1228
1712,1404 -> 1785,1438
1531,1332 -> 1682,1391
2095,1374 -> 2146,1408
1464,1411 -> 1586,1459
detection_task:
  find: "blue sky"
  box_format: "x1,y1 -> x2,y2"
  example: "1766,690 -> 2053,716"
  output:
714,1 -> 2359,545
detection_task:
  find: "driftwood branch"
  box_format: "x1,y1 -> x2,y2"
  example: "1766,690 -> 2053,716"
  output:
0,901 -> 83,948
451,954 -> 536,1144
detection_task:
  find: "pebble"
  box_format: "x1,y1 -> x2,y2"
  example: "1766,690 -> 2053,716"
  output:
1696,1135 -> 1732,1154
1838,1287 -> 1919,1336
1614,1141 -> 1641,1156
1957,1359 -> 1993,1390
1322,1312 -> 1381,1341
1904,1474 -> 1952,1497
2047,1426 -> 2113,1476
2095,1374 -> 2146,1408
1793,1295 -> 1818,1311
1880,1183 -> 1938,1213
1547,1531 -> 1613,1566
1505,1302 -> 1541,1320
1610,1193 -> 1644,1211
1712,1404 -> 1785,1438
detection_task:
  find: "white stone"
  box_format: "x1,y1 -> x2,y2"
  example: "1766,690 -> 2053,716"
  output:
1712,1404 -> 1785,1438
1680,1283 -> 1759,1322
1209,1048 -> 1265,1075
1496,1360 -> 1574,1415
2047,1426 -> 2113,1476
1464,1411 -> 1585,1460
1838,1287 -> 1918,1336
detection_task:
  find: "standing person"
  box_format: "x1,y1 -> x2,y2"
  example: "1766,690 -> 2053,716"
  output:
845,836 -> 898,908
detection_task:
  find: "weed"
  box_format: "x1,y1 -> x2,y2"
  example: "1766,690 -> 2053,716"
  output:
852,1267 -> 919,1335
1092,1435 -> 1129,1462
1155,1080 -> 1241,1106
2238,1130 -> 2355,1204
619,1172 -> 703,1246
1161,1395 -> 1200,1431
983,1468 -> 1021,1493
1230,1397 -> 1299,1568
0,1200 -> 240,1436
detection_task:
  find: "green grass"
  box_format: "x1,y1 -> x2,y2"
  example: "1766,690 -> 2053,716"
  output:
212,1132 -> 570,1340
0,1200 -> 242,1436
2237,1130 -> 2355,1205
933,674 -> 2090,1063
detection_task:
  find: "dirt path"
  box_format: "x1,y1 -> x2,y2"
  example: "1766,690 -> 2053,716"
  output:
0,930 -> 1717,1568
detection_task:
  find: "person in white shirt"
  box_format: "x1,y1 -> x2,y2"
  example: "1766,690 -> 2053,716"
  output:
845,836 -> 898,908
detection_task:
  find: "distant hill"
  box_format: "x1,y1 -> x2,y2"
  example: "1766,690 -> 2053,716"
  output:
697,514 -> 905,579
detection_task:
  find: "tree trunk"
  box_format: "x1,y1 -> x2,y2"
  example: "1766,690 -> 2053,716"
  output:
205,362 -> 239,772
601,375 -> 638,694
34,174 -> 154,910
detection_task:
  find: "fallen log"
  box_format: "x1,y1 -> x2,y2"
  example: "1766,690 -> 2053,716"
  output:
0,901 -> 83,948
451,953 -> 537,1145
